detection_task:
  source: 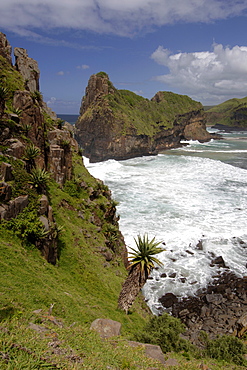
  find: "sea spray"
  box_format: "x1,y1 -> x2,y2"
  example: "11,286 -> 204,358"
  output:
84,132 -> 247,313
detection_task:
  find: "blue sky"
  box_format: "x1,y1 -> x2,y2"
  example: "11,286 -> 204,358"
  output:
1,1 -> 247,114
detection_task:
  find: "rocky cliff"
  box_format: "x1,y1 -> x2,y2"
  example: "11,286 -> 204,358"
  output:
76,72 -> 218,162
0,33 -> 126,267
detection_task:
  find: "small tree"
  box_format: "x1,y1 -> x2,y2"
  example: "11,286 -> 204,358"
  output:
118,234 -> 164,313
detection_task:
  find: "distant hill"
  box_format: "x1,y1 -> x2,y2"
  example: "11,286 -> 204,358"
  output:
205,97 -> 247,130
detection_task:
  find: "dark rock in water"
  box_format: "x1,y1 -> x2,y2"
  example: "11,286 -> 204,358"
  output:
195,240 -> 203,250
160,273 -> 167,278
186,249 -> 194,255
159,293 -> 178,308
169,272 -> 177,278
211,255 -> 227,268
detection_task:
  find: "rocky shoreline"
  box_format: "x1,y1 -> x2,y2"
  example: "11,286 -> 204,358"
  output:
158,269 -> 247,345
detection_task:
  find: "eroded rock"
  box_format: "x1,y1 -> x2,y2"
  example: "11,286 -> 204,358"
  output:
14,47 -> 40,92
0,32 -> 12,65
90,318 -> 121,339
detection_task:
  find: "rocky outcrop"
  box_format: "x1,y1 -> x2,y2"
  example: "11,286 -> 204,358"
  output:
0,195 -> 29,221
14,47 -> 40,92
0,32 -> 12,64
0,34 -> 127,269
158,271 -> 247,345
47,129 -> 76,185
79,72 -> 115,115
76,73 -> 219,162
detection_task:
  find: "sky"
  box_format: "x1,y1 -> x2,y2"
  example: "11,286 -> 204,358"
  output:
1,1 -> 247,114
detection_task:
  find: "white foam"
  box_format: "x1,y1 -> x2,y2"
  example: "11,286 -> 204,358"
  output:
84,138 -> 247,313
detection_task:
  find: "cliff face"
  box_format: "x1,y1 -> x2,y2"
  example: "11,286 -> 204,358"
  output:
0,33 -> 126,267
76,73 -> 217,162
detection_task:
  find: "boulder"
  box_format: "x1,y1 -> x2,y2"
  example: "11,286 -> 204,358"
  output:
211,256 -> 227,268
237,313 -> 247,337
39,215 -> 49,231
0,162 -> 13,181
0,181 -> 12,202
159,293 -> 178,308
2,195 -> 29,220
39,195 -> 49,216
205,293 -> 223,305
128,341 -> 166,365
90,318 -> 121,339
6,139 -> 25,159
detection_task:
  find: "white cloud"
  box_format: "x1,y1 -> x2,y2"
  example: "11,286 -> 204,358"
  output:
1,0 -> 247,37
151,44 -> 247,104
57,71 -> 65,76
76,64 -> 90,70
45,96 -> 80,114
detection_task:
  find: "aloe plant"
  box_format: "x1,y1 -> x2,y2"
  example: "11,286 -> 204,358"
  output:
23,144 -> 40,172
118,234 -> 165,313
29,167 -> 50,193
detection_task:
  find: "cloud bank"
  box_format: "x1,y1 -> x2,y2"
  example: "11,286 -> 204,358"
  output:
1,0 -> 247,37
151,44 -> 247,104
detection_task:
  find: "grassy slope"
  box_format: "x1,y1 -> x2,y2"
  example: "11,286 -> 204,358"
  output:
1,157 -> 246,369
0,155 -> 148,331
0,59 -> 246,368
102,89 -> 202,136
206,97 -> 247,127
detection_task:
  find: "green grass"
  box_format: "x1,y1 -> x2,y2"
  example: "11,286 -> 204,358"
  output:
106,89 -> 202,136
0,55 -> 25,111
79,81 -> 202,137
206,97 -> 247,127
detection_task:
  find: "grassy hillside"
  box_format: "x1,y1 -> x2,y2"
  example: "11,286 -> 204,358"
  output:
104,89 -> 202,136
1,55 -> 246,369
206,97 -> 247,127
1,158 -> 246,370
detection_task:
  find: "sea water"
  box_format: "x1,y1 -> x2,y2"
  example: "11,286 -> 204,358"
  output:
84,129 -> 247,313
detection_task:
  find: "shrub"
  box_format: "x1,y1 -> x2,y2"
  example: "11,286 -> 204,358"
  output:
203,333 -> 247,365
63,180 -> 82,198
4,207 -> 48,244
134,313 -> 189,353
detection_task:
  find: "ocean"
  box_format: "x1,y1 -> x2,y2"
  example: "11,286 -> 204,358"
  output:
57,114 -> 78,125
83,128 -> 247,313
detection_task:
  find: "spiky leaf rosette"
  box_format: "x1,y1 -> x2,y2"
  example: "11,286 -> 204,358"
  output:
118,234 -> 165,313
128,234 -> 164,275
23,144 -> 40,161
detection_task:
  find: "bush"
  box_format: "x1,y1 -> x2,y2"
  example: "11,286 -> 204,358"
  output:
203,334 -> 247,365
4,207 -> 48,244
63,180 -> 82,198
134,313 -> 190,353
